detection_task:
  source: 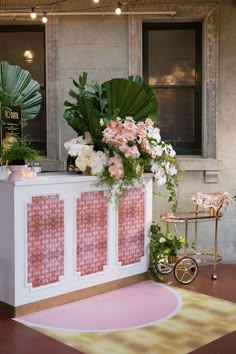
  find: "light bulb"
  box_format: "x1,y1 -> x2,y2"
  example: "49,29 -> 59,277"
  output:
42,12 -> 47,23
93,0 -> 99,3
31,7 -> 37,19
115,2 -> 122,15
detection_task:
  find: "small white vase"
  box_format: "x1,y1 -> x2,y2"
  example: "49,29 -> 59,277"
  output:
8,165 -> 26,181
0,166 -> 9,180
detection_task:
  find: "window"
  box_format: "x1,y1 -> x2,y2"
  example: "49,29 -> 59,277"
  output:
0,25 -> 46,155
143,22 -> 202,155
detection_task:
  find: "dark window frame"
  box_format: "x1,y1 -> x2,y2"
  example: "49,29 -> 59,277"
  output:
0,24 -> 47,155
143,22 -> 202,155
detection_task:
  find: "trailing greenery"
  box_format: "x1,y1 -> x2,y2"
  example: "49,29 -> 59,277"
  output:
2,137 -> 40,164
148,223 -> 185,282
0,61 -> 42,126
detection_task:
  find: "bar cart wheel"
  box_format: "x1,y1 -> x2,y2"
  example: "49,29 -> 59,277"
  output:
155,259 -> 174,275
174,256 -> 199,284
211,274 -> 217,280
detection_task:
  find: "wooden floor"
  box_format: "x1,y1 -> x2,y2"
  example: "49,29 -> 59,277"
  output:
0,263 -> 235,354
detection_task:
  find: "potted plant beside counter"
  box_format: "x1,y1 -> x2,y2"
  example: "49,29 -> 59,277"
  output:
2,137 -> 39,180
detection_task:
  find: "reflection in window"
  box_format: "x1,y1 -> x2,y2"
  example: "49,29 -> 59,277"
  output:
0,25 -> 46,155
143,23 -> 202,155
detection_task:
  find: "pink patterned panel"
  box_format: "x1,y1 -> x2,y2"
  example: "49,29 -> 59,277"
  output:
118,188 -> 145,266
76,192 -> 108,276
27,195 -> 64,288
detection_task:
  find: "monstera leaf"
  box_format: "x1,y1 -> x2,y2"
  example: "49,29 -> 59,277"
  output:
0,61 -> 42,126
102,76 -> 158,122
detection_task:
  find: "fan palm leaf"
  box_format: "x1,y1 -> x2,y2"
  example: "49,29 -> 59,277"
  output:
0,61 -> 42,125
102,77 -> 158,122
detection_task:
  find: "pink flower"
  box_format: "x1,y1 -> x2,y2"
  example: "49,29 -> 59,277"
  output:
144,118 -> 153,128
108,155 -> 124,180
124,145 -> 140,158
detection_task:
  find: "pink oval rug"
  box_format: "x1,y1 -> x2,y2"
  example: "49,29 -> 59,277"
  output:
17,281 -> 182,332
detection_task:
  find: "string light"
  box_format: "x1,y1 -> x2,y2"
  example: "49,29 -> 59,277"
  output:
115,1 -> 122,15
30,7 -> 37,19
42,12 -> 47,23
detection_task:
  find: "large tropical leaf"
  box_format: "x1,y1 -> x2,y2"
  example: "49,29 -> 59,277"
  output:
76,96 -> 103,143
0,61 -> 42,125
63,73 -> 158,138
102,77 -> 158,122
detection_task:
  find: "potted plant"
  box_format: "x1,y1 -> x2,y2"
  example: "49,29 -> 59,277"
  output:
149,223 -> 186,282
0,162 -> 8,180
2,137 -> 39,180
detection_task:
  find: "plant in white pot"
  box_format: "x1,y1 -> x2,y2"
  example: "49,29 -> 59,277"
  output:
2,137 -> 39,180
0,163 -> 8,180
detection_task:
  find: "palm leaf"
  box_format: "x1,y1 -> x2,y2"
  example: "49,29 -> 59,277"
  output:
0,61 -> 42,125
102,77 -> 158,122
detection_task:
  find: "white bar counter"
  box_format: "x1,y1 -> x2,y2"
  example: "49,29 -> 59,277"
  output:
0,173 -> 152,315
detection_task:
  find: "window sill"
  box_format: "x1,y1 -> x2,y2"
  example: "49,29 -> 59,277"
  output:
177,157 -> 223,183
39,157 -> 223,183
40,159 -> 65,172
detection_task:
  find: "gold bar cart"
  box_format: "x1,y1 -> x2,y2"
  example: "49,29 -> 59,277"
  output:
158,207 -> 223,284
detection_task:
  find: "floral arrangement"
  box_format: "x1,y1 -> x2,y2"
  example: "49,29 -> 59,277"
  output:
192,192 -> 235,211
64,72 -> 180,208
64,116 -> 178,206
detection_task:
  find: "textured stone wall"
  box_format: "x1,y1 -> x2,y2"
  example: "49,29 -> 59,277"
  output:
56,15 -> 129,157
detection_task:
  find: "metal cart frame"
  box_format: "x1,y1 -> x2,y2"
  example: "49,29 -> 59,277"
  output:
157,207 -> 223,284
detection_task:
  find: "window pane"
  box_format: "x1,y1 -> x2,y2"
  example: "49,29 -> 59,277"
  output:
0,26 -> 46,155
143,22 -> 202,155
0,32 -> 45,85
148,30 -> 195,86
154,88 -> 195,142
23,88 -> 46,152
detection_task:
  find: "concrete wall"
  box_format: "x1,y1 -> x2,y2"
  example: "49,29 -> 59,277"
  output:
57,16 -> 129,157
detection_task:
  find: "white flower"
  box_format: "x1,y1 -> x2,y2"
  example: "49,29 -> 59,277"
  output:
64,137 -> 79,151
152,144 -> 164,157
156,174 -> 167,186
146,127 -> 161,142
164,161 -> 177,176
67,143 -> 84,157
75,145 -> 96,171
84,131 -> 93,144
91,151 -> 108,175
150,162 -> 167,185
165,144 -> 176,157
151,163 -> 164,177
100,119 -> 105,127
159,237 -> 166,243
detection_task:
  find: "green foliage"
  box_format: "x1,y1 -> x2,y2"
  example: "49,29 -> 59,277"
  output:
102,77 -> 158,121
2,137 -> 40,164
0,61 -> 42,126
63,72 -> 158,142
64,73 -> 106,146
148,223 -> 185,282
